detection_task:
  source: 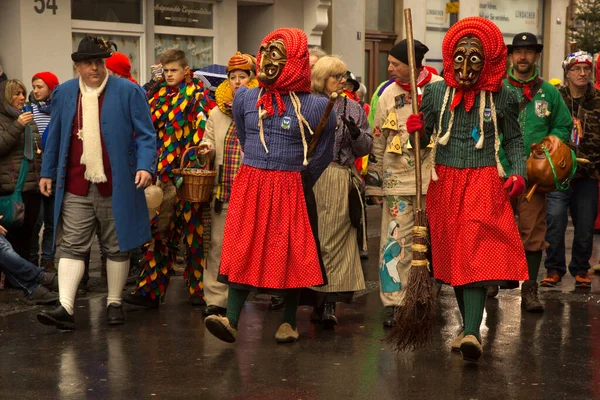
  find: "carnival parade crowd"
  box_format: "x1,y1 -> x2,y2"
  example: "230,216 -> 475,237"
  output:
0,16 -> 599,365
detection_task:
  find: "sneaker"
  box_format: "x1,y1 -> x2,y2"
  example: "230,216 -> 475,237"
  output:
540,271 -> 562,287
575,273 -> 592,289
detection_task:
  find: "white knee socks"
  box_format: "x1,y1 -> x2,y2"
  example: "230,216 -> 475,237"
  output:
106,259 -> 130,307
58,258 -> 86,315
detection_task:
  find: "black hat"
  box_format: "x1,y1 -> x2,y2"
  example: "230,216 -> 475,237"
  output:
71,35 -> 115,62
389,39 -> 429,68
345,71 -> 360,92
507,32 -> 543,54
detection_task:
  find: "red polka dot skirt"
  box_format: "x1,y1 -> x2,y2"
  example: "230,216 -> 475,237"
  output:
426,165 -> 528,286
219,165 -> 324,289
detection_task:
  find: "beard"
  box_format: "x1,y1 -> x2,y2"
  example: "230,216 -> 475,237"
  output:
514,62 -> 535,75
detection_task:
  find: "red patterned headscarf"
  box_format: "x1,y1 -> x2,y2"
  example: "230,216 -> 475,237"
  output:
255,28 -> 311,116
442,17 -> 507,112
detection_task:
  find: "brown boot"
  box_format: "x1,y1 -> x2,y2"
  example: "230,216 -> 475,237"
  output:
521,280 -> 544,313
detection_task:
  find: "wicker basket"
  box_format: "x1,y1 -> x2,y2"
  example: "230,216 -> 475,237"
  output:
171,146 -> 216,203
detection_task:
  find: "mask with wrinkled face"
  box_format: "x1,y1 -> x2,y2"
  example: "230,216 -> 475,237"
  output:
453,36 -> 484,88
258,39 -> 287,85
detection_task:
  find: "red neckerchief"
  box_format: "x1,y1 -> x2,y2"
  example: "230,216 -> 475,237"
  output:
507,75 -> 539,101
395,67 -> 432,106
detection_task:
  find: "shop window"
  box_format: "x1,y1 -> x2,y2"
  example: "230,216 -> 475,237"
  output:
71,0 -> 142,24
72,33 -> 141,82
154,0 -> 213,29
155,35 -> 213,69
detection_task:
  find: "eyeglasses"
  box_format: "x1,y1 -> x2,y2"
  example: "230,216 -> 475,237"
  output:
569,66 -> 592,74
330,73 -> 347,81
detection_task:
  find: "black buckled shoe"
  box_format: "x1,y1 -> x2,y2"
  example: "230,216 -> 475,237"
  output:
203,305 -> 227,316
107,303 -> 125,325
37,305 -> 75,330
123,291 -> 160,308
268,296 -> 285,310
321,302 -> 338,328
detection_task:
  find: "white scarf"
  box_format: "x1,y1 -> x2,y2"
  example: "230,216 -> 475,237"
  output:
78,74 -> 109,183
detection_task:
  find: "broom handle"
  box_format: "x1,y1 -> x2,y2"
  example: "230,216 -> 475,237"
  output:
307,92 -> 338,157
404,8 -> 422,207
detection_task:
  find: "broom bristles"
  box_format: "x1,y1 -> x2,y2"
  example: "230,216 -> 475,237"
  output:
384,266 -> 436,352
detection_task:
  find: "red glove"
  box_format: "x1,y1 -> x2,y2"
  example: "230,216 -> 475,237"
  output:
406,112 -> 424,137
503,175 -> 526,197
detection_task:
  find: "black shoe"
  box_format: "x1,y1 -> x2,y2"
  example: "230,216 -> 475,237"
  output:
310,306 -> 324,323
189,296 -> 207,306
382,306 -> 396,328
268,296 -> 285,310
77,281 -> 88,298
322,302 -> 338,328
39,272 -> 58,292
203,305 -> 226,316
123,291 -> 160,308
27,285 -> 59,305
37,305 -> 75,330
107,303 -> 125,325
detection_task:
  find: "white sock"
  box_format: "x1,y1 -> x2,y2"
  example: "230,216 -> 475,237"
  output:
106,259 -> 130,307
58,258 -> 85,315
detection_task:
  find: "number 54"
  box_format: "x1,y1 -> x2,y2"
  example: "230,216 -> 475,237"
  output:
34,0 -> 58,15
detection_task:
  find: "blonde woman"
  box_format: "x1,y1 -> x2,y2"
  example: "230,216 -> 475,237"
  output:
305,56 -> 372,327
198,52 -> 258,316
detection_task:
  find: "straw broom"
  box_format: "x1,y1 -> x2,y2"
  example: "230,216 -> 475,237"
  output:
384,8 -> 436,352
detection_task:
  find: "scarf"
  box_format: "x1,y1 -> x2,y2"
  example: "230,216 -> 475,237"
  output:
214,122 -> 241,202
507,68 -> 540,101
78,74 -> 109,183
395,67 -> 433,106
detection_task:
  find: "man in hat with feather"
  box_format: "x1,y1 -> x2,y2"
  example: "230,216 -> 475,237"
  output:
36,35 -> 157,329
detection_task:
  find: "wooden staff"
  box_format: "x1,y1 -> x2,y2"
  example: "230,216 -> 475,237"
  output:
307,92 -> 338,157
385,8 -> 436,352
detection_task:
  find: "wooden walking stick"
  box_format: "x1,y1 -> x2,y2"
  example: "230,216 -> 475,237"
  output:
384,8 -> 436,352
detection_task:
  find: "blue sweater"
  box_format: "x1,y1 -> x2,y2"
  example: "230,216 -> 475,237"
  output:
232,86 -> 336,184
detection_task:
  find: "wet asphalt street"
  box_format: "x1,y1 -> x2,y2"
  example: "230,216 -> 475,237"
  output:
1,207 -> 600,400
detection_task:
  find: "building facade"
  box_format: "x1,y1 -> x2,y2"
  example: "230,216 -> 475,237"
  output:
0,0 -> 571,98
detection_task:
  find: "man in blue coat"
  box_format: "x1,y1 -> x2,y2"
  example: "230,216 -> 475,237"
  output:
36,35 -> 157,330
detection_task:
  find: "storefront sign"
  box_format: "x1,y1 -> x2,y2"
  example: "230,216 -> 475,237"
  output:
426,0 -> 451,29
154,0 -> 213,29
479,0 -> 543,36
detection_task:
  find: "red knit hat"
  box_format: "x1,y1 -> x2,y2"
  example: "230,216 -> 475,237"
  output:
32,71 -> 59,92
442,17 -> 507,112
106,52 -> 137,84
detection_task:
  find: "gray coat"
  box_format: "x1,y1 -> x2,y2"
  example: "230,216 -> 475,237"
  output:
0,81 -> 42,195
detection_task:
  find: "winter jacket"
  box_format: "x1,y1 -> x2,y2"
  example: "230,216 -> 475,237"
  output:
0,81 -> 42,195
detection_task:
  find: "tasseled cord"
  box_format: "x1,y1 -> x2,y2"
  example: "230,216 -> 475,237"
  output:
429,88 -> 505,180
256,90 -> 314,166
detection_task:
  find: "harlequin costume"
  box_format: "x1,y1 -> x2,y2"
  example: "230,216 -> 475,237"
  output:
366,40 -> 443,328
499,33 -> 572,311
199,52 -> 258,315
204,28 -> 336,344
408,17 -> 528,361
124,68 -> 211,307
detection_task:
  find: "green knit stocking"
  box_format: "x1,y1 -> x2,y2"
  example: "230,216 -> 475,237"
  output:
525,251 -> 543,281
453,287 -> 465,328
282,292 -> 300,328
463,287 -> 487,341
226,287 -> 249,328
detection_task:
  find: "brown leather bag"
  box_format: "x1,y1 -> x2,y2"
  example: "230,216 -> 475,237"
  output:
526,135 -> 574,193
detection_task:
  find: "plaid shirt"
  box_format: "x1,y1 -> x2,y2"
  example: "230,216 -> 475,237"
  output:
214,121 -> 241,202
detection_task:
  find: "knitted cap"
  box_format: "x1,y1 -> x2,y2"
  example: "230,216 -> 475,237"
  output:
389,40 -> 429,68
562,51 -> 593,71
32,71 -> 59,92
106,52 -> 132,77
227,52 -> 255,73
